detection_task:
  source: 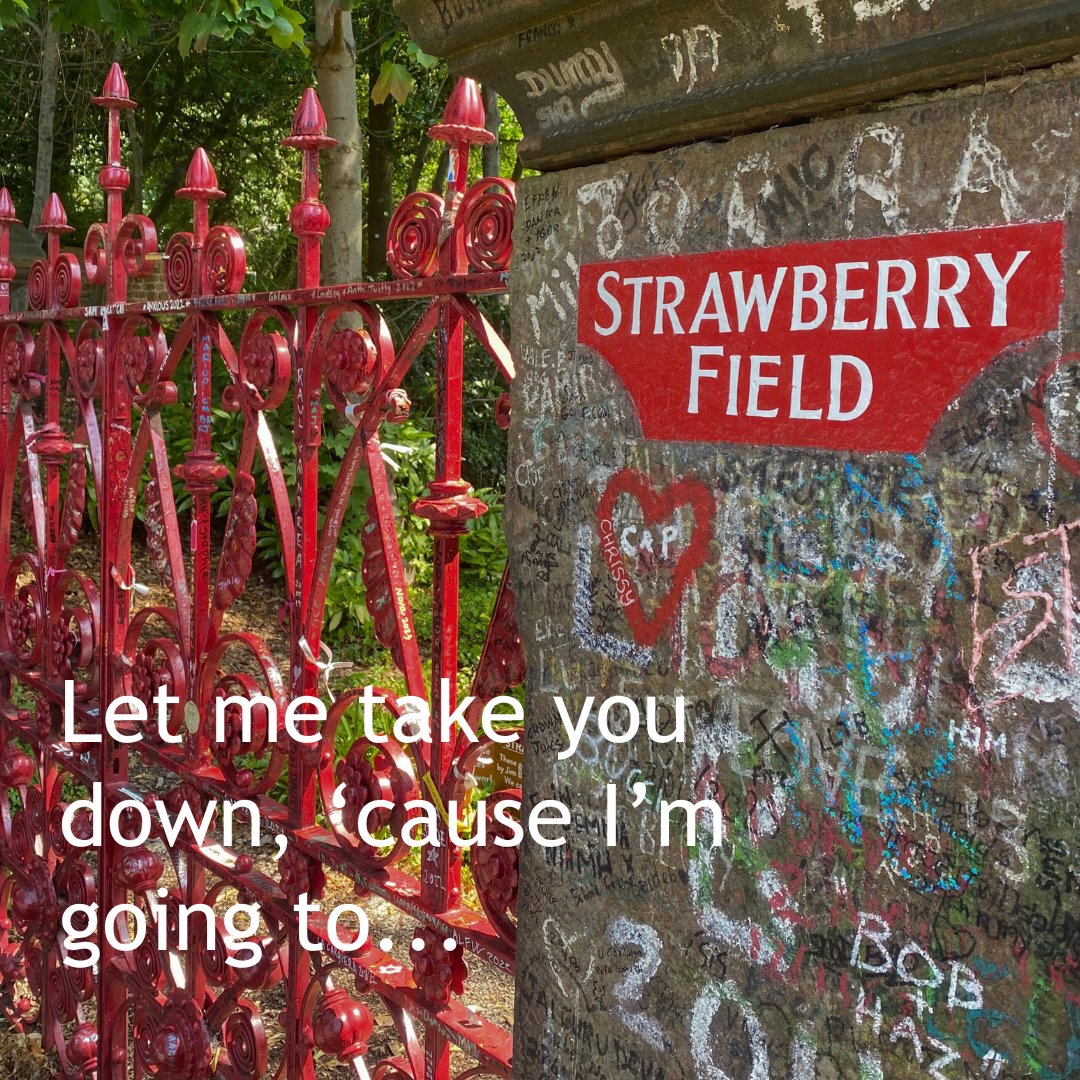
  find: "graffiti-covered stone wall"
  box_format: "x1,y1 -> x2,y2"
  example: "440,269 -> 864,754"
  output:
505,70 -> 1080,1078
396,0 -> 1080,167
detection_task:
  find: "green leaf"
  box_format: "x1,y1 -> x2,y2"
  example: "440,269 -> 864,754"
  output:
49,0 -> 101,32
109,7 -> 151,39
267,4 -> 305,49
371,61 -> 414,106
178,12 -> 199,55
0,0 -> 29,27
178,10 -> 219,54
406,41 -> 437,69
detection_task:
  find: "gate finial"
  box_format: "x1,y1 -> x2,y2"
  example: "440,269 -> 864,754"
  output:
0,188 -> 19,223
429,78 -> 494,149
178,148 -> 225,202
429,78 -> 493,239
92,62 -> 134,299
285,88 -> 336,150
0,189 -> 19,315
92,62 -> 135,110
36,192 -> 72,234
283,88 -> 336,290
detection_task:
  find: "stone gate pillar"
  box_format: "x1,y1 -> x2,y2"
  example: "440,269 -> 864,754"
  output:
397,3 -> 1080,1076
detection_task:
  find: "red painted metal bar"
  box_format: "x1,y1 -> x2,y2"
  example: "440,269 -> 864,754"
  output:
284,85 -> 332,1080
0,62 -> 522,1080
92,65 -> 142,1080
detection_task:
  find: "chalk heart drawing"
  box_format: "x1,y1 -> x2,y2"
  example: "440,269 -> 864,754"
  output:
596,469 -> 715,646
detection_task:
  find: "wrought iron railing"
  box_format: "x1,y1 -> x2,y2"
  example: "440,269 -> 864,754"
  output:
0,62 -> 522,1080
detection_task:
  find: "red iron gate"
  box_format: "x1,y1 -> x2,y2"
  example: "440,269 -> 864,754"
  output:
0,64 -> 522,1080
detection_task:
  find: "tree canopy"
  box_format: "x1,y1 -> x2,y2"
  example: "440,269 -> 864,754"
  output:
0,0 -> 525,650
0,1 -> 524,285
0,0 -> 307,53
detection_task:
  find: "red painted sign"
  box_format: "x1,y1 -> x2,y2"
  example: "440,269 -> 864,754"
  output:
578,222 -> 1064,453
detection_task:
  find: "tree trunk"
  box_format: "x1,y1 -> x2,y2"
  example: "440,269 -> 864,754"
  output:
365,8 -> 396,277
30,13 -> 60,228
407,129 -> 431,196
125,108 -> 144,214
482,84 -> 500,178
314,1 -> 363,285
433,148 -> 449,196
407,77 -> 450,195
365,94 -> 395,276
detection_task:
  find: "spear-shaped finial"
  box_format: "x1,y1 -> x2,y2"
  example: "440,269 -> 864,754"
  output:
0,188 -> 20,314
37,192 -> 73,235
430,77 -> 494,204
283,88 -> 337,289
0,188 -> 17,225
283,88 -> 337,152
177,148 -> 225,202
92,61 -> 135,252
429,78 -> 494,149
92,62 -> 135,110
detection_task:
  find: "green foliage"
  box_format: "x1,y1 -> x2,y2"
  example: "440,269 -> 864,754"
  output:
0,0 -> 306,52
0,0 -> 28,25
404,40 -> 435,69
2,0 -> 519,690
324,528 -> 368,635
378,421 -> 438,575
371,60 -> 413,105
175,1 -> 307,55
367,32 -> 434,106
320,418 -> 432,635
460,492 -> 507,582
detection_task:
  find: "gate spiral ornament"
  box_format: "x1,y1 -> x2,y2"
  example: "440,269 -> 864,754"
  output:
204,225 -> 248,296
387,192 -> 445,279
163,232 -> 196,299
0,62 -> 521,1080
26,260 -> 49,312
459,179 -> 517,272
